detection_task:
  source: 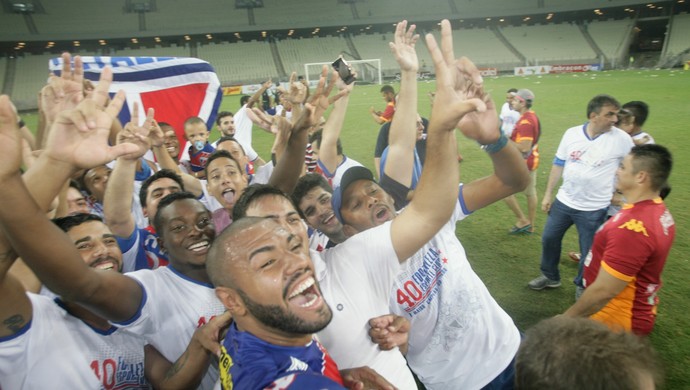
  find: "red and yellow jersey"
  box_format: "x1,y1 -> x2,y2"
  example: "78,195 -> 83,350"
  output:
510,110 -> 540,170
380,102 -> 395,122
583,198 -> 675,335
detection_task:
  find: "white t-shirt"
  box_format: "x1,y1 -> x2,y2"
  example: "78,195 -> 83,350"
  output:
0,294 -> 148,389
232,105 -> 260,162
317,155 -> 364,189
316,229 -> 418,390
632,131 -> 655,145
308,229 -> 331,252
388,201 -> 521,390
555,124 -> 634,211
500,102 -> 520,137
120,266 -> 227,390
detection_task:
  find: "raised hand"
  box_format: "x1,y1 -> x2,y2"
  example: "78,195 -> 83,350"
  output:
308,65 -> 350,124
40,53 -> 85,125
425,20 -> 489,140
278,72 -> 308,106
390,20 -> 419,73
0,96 -> 24,180
43,67 -> 139,170
148,119 -> 165,148
117,102 -> 154,161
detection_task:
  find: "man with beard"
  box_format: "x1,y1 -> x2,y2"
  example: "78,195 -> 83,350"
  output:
207,217 -> 346,389
0,66 -> 226,389
206,217 -> 393,389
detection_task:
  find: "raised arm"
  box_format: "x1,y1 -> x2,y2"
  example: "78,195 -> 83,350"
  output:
318,73 -> 352,174
390,20 -> 489,261
149,120 -> 202,197
103,103 -> 154,237
0,76 -> 144,323
382,21 -> 419,187
0,223 -> 31,339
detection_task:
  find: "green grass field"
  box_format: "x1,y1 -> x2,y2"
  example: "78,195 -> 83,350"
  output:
18,68 -> 690,387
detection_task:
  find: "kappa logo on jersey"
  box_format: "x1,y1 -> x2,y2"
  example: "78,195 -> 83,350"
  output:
618,218 -> 649,237
49,56 -> 222,160
218,345 -> 234,390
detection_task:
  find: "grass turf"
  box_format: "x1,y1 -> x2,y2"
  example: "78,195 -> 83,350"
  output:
19,68 -> 690,388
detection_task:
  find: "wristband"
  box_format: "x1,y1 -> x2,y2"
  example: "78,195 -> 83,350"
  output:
481,132 -> 508,154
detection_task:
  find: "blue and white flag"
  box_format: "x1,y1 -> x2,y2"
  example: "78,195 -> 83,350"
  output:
49,56 -> 222,158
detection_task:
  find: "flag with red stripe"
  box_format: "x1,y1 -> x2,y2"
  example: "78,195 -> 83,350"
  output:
49,56 -> 222,159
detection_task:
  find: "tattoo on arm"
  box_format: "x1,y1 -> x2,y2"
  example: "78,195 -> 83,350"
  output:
164,350 -> 190,380
3,314 -> 27,334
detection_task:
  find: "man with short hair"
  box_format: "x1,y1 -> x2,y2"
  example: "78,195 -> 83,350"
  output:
0,71 -> 226,389
208,217 -> 345,389
292,173 -> 347,252
229,188 -> 411,389
564,144 -> 674,335
213,111 -> 235,141
328,20 -> 529,389
504,88 -> 541,235
500,88 -> 520,137
369,85 -> 396,124
529,94 -> 634,292
622,100 -> 655,145
515,316 -> 661,389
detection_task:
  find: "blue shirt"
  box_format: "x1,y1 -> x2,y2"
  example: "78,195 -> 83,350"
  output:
219,323 -> 345,389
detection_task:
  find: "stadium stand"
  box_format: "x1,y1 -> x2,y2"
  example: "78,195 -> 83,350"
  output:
197,40 -> 276,85
277,36 -> 351,77
451,28 -> 522,70
12,53 -> 54,108
665,13 -> 690,58
350,33 -> 401,76
587,19 -> 635,67
501,23 -> 598,65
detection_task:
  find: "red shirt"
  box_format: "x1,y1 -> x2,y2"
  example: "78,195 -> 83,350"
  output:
510,110 -> 540,170
584,198 -> 675,335
380,101 -> 395,122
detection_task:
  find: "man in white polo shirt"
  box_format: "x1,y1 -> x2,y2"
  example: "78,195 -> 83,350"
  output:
528,94 -> 634,292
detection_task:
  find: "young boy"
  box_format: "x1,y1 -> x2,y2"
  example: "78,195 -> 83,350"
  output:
181,116 -> 215,179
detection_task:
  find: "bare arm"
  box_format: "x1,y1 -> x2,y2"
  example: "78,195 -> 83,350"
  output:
513,139 -> 532,154
149,120 -> 203,197
563,268 -> 627,318
319,94 -> 350,173
145,312 -> 232,390
0,71 -> 144,323
391,20 -> 490,261
541,164 -> 564,212
0,230 -> 32,339
104,104 -> 154,237
383,22 -> 419,187
369,107 -> 386,125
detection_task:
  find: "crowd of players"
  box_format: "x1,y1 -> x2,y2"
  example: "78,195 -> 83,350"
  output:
0,18 -> 674,390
